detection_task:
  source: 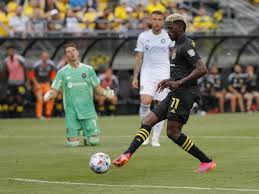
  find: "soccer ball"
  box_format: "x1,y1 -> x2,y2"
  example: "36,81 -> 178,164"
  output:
89,152 -> 111,174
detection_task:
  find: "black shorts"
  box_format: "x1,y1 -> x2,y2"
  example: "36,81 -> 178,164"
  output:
152,88 -> 199,124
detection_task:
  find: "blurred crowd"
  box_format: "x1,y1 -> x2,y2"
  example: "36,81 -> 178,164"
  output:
0,46 -> 119,118
0,44 -> 258,119
0,0 -> 259,118
197,64 -> 259,114
0,0 -> 227,37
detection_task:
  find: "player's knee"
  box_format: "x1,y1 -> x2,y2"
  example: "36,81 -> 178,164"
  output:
142,116 -> 152,126
167,129 -> 180,141
167,121 -> 182,141
88,135 -> 100,146
142,112 -> 159,127
140,96 -> 152,105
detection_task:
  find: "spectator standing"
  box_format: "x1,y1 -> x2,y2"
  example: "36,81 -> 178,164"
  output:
3,45 -> 27,117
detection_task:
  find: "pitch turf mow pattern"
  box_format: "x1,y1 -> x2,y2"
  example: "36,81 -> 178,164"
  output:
0,114 -> 259,194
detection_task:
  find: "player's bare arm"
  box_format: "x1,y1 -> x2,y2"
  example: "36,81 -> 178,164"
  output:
176,59 -> 208,86
157,59 -> 207,92
132,52 -> 143,88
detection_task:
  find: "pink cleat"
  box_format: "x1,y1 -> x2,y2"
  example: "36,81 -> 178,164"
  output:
112,153 -> 132,167
195,160 -> 216,173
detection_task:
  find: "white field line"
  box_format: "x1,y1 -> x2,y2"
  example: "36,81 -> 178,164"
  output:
0,178 -> 259,193
0,135 -> 259,139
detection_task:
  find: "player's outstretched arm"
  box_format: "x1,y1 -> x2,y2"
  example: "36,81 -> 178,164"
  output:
44,89 -> 58,102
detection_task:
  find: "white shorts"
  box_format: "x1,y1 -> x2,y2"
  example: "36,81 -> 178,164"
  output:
140,78 -> 169,101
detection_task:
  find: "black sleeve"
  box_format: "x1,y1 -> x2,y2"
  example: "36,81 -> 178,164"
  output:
182,41 -> 201,65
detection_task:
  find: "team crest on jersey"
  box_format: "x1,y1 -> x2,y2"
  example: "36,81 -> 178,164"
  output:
187,49 -> 195,57
82,73 -> 86,78
161,39 -> 165,44
67,82 -> 73,88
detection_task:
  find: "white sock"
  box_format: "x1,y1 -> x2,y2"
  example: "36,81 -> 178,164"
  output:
139,103 -> 151,119
152,120 -> 164,143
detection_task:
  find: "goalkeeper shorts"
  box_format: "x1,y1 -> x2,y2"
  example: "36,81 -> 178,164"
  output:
65,116 -> 101,138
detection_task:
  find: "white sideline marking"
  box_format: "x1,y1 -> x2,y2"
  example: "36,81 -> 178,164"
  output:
1,178 -> 259,192
0,135 -> 259,139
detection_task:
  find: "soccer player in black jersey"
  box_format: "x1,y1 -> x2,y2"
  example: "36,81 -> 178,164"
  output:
113,13 -> 216,173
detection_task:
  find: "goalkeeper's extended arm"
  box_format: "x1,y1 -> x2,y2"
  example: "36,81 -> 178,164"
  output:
44,89 -> 58,102
95,85 -> 115,99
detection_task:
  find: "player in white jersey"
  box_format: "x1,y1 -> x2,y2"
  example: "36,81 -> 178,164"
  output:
132,10 -> 174,146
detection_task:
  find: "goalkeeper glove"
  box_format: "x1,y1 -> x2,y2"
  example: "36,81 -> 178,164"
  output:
103,87 -> 114,99
44,90 -> 54,102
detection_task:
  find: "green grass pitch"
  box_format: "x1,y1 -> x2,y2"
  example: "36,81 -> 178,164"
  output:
0,113 -> 259,194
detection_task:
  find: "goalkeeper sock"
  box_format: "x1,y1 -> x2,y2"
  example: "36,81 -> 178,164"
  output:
125,124 -> 152,155
173,133 -> 212,163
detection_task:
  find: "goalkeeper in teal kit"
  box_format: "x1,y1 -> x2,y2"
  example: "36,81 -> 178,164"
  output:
44,42 -> 114,146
